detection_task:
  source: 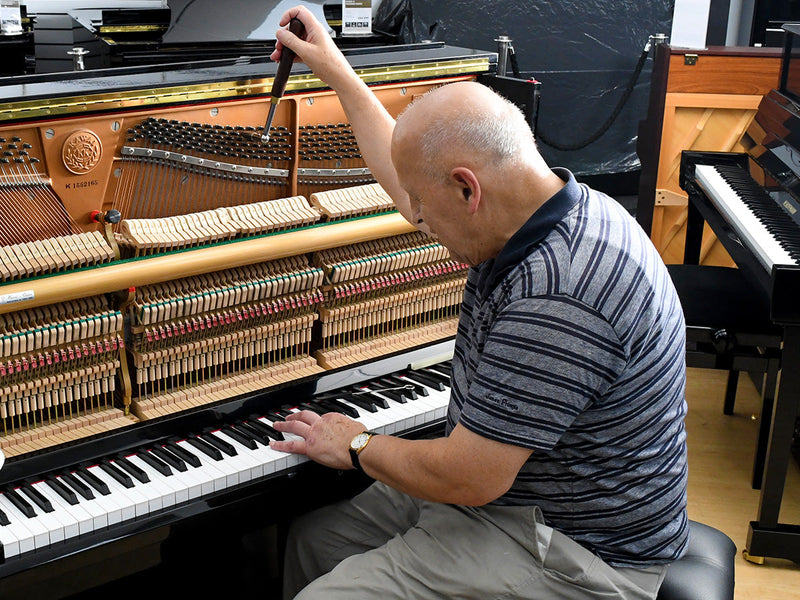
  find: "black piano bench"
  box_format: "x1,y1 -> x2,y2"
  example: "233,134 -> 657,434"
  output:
657,521 -> 736,600
667,264 -> 782,487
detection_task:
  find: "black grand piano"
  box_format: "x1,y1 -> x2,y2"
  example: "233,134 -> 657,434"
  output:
680,22 -> 800,564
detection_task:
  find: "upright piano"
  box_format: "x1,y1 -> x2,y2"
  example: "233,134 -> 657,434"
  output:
680,23 -> 800,563
0,39 -> 503,597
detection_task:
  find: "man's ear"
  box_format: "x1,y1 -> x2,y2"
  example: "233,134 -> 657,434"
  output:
450,167 -> 481,214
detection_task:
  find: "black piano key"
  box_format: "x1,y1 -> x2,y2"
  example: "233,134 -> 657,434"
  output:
166,441 -> 202,468
298,402 -> 326,415
138,451 -> 173,477
0,507 -> 9,526
115,456 -> 151,483
220,426 -> 258,450
234,421 -> 270,445
46,476 -> 79,506
386,375 -> 428,397
201,431 -> 238,457
62,471 -> 96,499
246,416 -> 285,441
419,368 -> 451,387
350,387 -> 390,409
367,385 -> 407,404
377,378 -> 418,401
100,461 -> 135,488
75,468 -> 111,496
340,393 -> 378,413
426,362 -> 452,376
151,446 -> 188,472
186,436 -> 224,461
401,370 -> 446,391
20,483 -> 54,513
716,164 -> 800,261
3,488 -> 36,518
266,411 -> 286,422
317,397 -> 360,418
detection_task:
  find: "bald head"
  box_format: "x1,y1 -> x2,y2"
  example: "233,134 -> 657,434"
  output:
391,81 -> 542,184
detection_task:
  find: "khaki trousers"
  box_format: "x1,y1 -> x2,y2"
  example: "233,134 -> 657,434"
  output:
283,481 -> 666,600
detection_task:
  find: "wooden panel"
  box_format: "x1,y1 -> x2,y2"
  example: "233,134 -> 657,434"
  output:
652,95 -> 763,265
667,54 -> 782,95
640,46 -> 783,265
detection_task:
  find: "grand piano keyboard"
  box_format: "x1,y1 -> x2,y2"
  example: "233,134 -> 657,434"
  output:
0,361 -> 451,568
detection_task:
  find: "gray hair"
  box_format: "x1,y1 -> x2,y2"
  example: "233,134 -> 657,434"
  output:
402,86 -> 536,183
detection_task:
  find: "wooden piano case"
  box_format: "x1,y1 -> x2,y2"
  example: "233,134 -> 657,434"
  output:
637,44 -> 783,265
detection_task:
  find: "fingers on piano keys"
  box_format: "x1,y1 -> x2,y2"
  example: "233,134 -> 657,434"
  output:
0,365 -> 451,561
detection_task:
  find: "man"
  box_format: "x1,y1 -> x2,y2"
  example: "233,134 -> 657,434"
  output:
269,6 -> 688,599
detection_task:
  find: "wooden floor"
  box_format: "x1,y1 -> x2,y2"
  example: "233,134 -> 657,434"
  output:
686,367 -> 800,599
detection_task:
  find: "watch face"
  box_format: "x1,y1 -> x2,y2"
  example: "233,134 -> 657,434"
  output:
350,432 -> 371,451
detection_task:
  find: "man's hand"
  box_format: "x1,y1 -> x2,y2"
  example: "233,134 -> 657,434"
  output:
270,5 -> 353,89
270,410 -> 367,471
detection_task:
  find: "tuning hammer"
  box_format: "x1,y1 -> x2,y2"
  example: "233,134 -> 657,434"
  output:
261,18 -> 305,143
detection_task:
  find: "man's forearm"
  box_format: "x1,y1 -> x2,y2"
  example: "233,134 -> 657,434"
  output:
357,434 -> 492,505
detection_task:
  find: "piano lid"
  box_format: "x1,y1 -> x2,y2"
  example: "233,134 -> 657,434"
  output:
162,0 -> 330,44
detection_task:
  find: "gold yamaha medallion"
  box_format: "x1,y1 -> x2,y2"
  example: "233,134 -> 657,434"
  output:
62,129 -> 102,174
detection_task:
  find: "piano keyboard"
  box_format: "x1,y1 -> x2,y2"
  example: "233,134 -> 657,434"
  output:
0,365 -> 451,562
694,163 -> 800,269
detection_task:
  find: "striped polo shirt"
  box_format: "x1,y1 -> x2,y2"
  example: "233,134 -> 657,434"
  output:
447,168 -> 688,567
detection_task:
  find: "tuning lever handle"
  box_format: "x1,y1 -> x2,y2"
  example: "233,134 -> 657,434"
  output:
271,18 -> 304,100
261,18 -> 304,143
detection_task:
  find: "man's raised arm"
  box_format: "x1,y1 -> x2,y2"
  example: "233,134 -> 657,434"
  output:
270,6 -> 417,226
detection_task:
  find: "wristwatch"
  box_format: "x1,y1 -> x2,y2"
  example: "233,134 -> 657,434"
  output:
349,431 -> 377,470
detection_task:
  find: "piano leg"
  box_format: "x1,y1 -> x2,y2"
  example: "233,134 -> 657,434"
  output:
747,324 -> 800,562
684,195 -> 704,265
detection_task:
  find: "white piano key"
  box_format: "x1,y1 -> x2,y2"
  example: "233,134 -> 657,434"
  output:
15,486 -> 66,545
59,473 -> 111,534
187,436 -> 242,489
36,480 -> 90,540
157,445 -> 208,500
257,415 -> 307,470
0,495 -> 35,555
205,431 -> 257,483
121,456 -> 174,513
85,466 -> 134,523
695,164 -> 795,269
175,440 -> 230,494
160,456 -> 206,502
139,451 -> 189,505
209,430 -> 265,481
0,493 -> 48,550
30,481 -> 80,541
140,449 -> 199,504
0,520 -> 21,559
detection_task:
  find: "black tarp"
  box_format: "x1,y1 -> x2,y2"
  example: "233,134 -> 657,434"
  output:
389,0 -> 673,177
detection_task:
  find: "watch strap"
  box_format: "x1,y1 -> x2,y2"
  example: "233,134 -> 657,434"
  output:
349,431 -> 376,470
